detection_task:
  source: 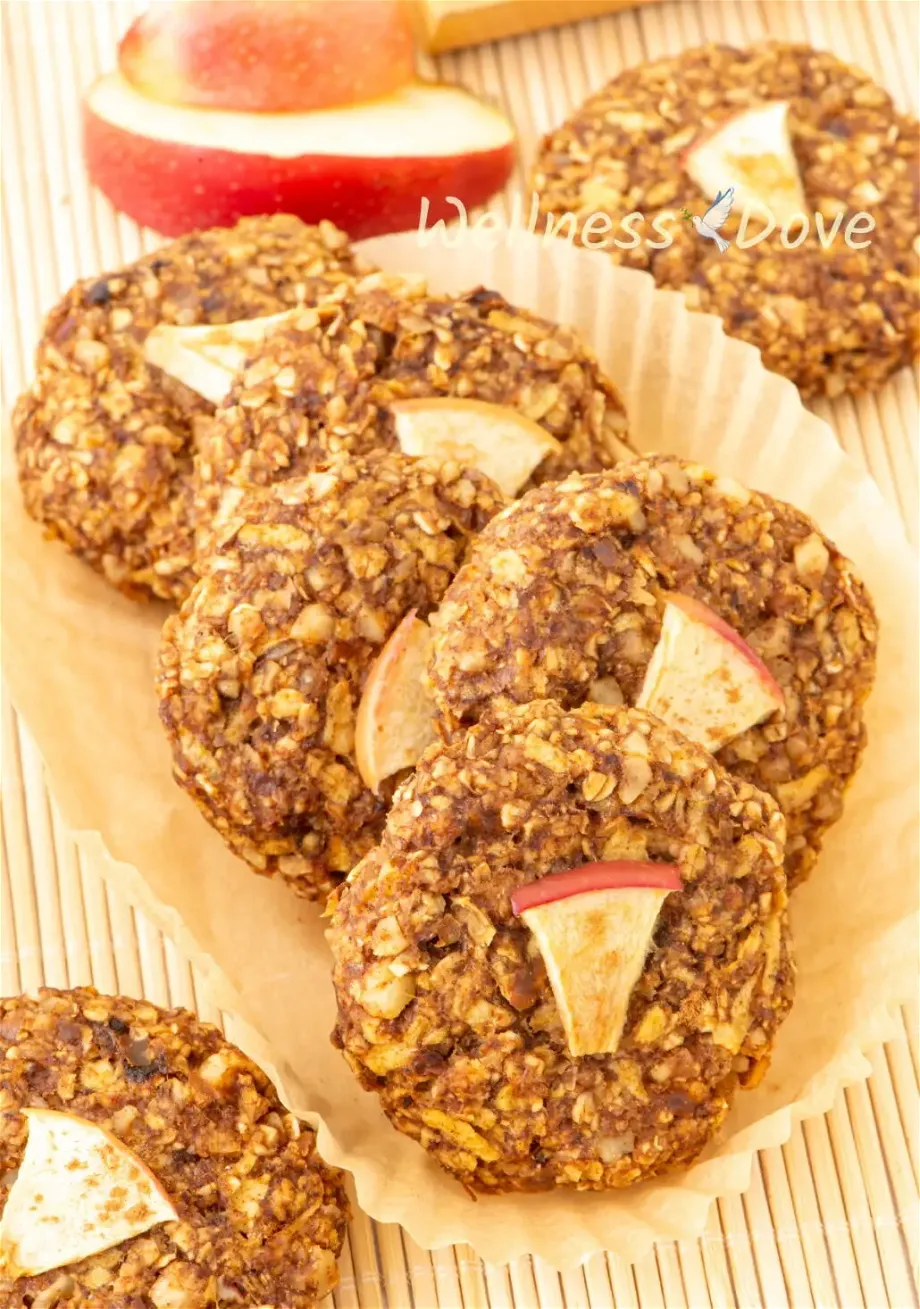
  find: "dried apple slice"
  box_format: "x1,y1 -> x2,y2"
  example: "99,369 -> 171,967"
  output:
0,1107 -> 178,1278
636,594 -> 784,753
390,397 -> 561,497
683,101 -> 806,226
512,861 -> 681,1057
142,310 -> 295,404
355,610 -> 437,794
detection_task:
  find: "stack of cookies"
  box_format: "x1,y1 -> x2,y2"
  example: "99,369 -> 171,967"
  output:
7,36 -> 904,1296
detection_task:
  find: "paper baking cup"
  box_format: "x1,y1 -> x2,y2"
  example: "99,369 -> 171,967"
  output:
2,232 -> 917,1270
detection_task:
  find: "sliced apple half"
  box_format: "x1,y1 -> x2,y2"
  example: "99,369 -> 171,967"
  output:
119,0 -> 416,114
83,73 -> 515,240
143,311 -> 295,405
512,861 -> 681,1058
390,397 -> 561,497
0,1107 -> 178,1278
683,101 -> 806,226
636,594 -> 784,753
355,611 -> 437,794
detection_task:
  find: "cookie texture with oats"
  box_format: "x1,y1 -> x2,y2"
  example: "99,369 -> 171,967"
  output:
0,987 -> 348,1306
329,699 -> 793,1193
532,42 -> 919,397
158,450 -> 505,900
193,275 -> 637,530
427,456 -> 877,888
13,215 -> 368,602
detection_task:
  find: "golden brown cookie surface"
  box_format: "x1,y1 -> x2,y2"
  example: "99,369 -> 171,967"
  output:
0,988 -> 348,1306
330,699 -> 794,1193
14,216 -> 366,602
532,43 -> 919,397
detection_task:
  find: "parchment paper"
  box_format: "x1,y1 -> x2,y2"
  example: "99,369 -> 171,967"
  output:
2,233 -> 917,1270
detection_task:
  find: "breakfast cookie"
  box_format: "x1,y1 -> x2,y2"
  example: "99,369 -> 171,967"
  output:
157,450 -> 505,900
0,987 -> 347,1305
329,698 -> 794,1193
426,456 -> 877,888
192,276 -> 636,528
532,42 -> 919,397
13,215 -> 367,602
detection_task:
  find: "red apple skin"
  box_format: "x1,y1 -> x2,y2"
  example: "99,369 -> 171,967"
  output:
667,593 -> 784,704
119,1 -> 416,114
511,861 -> 682,916
82,104 -> 515,240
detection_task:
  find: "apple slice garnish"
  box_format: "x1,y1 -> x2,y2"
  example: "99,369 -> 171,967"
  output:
355,611 -> 437,794
143,311 -> 295,405
390,397 -> 561,497
0,1108 -> 178,1278
683,101 -> 806,227
512,861 -> 681,1058
83,74 -> 515,240
119,0 -> 416,114
636,594 -> 784,753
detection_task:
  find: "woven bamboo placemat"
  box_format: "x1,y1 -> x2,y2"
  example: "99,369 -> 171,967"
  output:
1,1 -> 917,1304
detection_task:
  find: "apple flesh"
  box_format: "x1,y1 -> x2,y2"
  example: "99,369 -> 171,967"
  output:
143,311 -> 296,405
119,0 -> 416,114
355,611 -> 437,794
0,1107 -> 178,1278
512,861 -> 681,1057
83,74 -> 515,240
636,593 -> 784,754
683,101 -> 806,227
390,397 -> 561,497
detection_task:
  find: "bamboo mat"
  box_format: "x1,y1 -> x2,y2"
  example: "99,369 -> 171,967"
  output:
1,1 -> 918,1305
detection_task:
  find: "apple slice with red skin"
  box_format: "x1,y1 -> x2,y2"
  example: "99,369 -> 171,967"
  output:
512,861 -> 681,1058
355,611 -> 437,794
82,74 -> 515,240
119,0 -> 416,114
390,398 -> 562,497
683,101 -> 806,227
636,593 -> 784,754
143,310 -> 296,405
0,1107 -> 178,1278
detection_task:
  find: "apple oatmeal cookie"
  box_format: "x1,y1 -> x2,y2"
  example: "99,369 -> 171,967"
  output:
427,456 -> 877,888
0,988 -> 347,1306
192,276 -> 637,528
329,699 -> 794,1193
531,42 -> 919,397
13,215 -> 368,602
157,450 -> 505,899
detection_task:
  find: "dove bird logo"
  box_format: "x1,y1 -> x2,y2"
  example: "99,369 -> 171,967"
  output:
682,187 -> 734,253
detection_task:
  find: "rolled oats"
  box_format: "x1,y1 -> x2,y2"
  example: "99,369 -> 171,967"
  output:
157,451 -> 504,900
14,216 -> 368,601
329,699 -> 794,1192
531,42 -> 919,396
0,988 -> 347,1305
428,456 -> 877,887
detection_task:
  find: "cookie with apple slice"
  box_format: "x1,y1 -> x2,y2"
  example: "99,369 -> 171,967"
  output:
174,276 -> 636,535
0,988 -> 347,1303
157,449 -> 504,899
13,214 -> 369,602
328,698 -> 794,1193
426,456 -> 877,888
532,41 -> 919,397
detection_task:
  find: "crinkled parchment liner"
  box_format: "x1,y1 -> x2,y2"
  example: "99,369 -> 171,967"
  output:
2,233 -> 917,1270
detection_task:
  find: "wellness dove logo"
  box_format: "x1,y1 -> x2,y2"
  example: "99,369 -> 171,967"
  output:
681,187 -> 735,254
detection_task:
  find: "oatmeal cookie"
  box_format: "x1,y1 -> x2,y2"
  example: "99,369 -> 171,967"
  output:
0,987 -> 347,1306
532,42 -> 919,397
193,276 -> 636,526
158,450 -> 505,899
427,456 -> 877,888
13,215 -> 367,602
329,699 -> 793,1193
